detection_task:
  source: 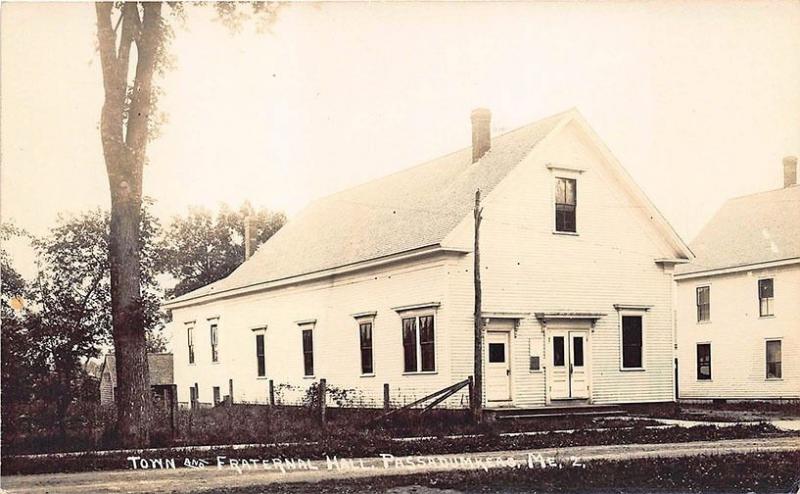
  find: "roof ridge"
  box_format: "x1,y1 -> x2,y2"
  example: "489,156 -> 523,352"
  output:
726,183 -> 799,202
318,109 -> 573,204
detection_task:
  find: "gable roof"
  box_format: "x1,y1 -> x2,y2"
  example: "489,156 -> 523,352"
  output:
167,110 -> 571,306
166,108 -> 691,308
676,185 -> 800,276
101,353 -> 174,386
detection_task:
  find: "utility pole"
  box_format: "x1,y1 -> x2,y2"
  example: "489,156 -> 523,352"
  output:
472,189 -> 484,423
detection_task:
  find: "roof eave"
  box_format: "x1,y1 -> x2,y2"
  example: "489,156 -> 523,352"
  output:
162,244 -> 470,310
674,257 -> 800,280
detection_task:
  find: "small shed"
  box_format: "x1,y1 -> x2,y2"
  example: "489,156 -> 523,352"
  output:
99,353 -> 175,405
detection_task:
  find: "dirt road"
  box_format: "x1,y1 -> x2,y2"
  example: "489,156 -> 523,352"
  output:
3,436 -> 798,494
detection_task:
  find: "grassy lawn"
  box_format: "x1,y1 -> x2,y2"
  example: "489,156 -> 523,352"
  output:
194,451 -> 800,494
2,423 -> 792,476
624,400 -> 800,422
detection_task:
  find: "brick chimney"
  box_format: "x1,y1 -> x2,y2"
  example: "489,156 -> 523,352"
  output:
471,108 -> 491,163
244,216 -> 257,260
783,156 -> 797,188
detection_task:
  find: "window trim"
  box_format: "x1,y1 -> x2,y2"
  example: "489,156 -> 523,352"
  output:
758,278 -> 775,318
299,321 -> 315,378
765,338 -> 782,381
186,325 -> 195,365
209,322 -> 220,363
695,285 -> 711,323
253,327 -> 267,378
355,315 -> 376,376
696,342 -> 712,381
553,175 -> 578,234
399,310 -> 438,375
618,310 -> 646,371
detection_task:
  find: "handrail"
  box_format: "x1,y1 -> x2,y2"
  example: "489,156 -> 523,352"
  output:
371,377 -> 472,424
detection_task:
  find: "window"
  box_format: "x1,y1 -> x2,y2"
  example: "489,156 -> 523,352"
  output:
302,328 -> 314,376
187,327 -> 195,364
696,286 -> 710,322
572,336 -> 584,367
359,321 -> 374,375
190,383 -> 199,409
488,343 -> 505,363
210,323 -> 219,362
401,314 -> 436,372
696,343 -> 711,380
213,386 -> 221,406
255,334 -> 266,377
766,340 -> 782,379
555,177 -> 577,233
553,336 -> 565,366
759,279 -> 774,317
621,315 -> 643,369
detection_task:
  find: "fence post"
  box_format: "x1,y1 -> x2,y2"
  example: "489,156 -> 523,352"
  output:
467,376 -> 474,410
319,378 -> 327,427
169,384 -> 178,439
228,379 -> 234,405
383,383 -> 390,411
269,379 -> 275,406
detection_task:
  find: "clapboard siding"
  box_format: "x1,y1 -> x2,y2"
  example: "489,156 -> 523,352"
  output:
443,120 -> 678,405
676,264 -> 800,399
169,118 -> 683,408
171,256 -> 471,407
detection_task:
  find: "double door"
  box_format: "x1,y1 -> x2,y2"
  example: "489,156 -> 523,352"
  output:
549,330 -> 589,400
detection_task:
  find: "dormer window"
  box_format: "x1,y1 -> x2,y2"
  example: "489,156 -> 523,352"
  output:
555,177 -> 577,233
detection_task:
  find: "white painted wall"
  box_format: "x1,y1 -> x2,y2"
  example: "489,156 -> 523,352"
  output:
167,119 -> 683,408
676,263 -> 800,399
443,120 -> 681,406
169,255 -> 472,407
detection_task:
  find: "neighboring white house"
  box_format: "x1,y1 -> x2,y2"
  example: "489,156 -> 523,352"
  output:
674,157 -> 799,400
163,108 -> 692,409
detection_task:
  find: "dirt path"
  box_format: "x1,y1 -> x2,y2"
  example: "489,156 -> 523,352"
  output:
3,436 -> 799,494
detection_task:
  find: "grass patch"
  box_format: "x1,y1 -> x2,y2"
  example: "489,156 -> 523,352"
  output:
2,423 -> 790,476
193,451 -> 800,493
624,400 -> 800,422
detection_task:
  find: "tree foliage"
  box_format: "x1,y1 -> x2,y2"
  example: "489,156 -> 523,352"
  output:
161,202 -> 285,298
93,0 -> 283,447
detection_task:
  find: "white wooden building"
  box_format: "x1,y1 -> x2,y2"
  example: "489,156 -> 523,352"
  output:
163,109 -> 692,409
675,157 -> 799,400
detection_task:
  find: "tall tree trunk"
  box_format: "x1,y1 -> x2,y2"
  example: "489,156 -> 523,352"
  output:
95,1 -> 162,447
109,190 -> 151,446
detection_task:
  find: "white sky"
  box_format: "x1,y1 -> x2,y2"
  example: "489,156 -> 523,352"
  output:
2,1 -> 800,280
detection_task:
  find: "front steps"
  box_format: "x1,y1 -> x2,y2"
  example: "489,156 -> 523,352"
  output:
488,403 -> 628,421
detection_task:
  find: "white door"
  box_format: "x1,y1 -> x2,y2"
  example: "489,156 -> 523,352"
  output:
548,330 -> 589,400
549,332 -> 570,399
568,332 -> 589,399
486,332 -> 512,402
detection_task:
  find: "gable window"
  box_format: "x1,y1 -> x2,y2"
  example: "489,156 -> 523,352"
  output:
766,340 -> 782,379
696,343 -> 711,380
696,286 -> 710,322
213,386 -> 221,406
555,177 -> 577,233
402,314 -> 436,373
621,315 -> 643,369
255,333 -> 266,377
187,327 -> 195,364
359,321 -> 374,375
758,279 -> 774,317
210,323 -> 219,362
302,328 -> 314,377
